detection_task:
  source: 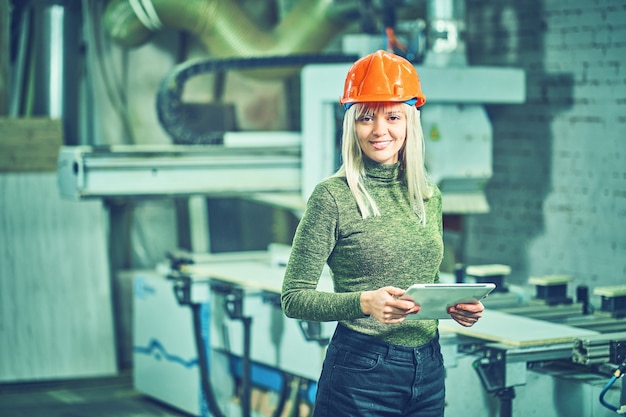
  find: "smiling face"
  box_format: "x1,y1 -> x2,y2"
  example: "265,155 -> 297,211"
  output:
354,103 -> 407,165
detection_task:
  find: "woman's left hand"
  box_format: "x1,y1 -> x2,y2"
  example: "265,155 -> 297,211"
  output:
447,302 -> 484,327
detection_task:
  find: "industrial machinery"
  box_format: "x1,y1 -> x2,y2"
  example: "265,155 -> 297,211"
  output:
440,268 -> 626,417
57,61 -> 524,211
59,0 -> 526,213
131,247 -> 335,417
130,251 -> 626,417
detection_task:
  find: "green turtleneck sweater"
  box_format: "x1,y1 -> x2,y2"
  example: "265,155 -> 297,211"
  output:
281,158 -> 443,347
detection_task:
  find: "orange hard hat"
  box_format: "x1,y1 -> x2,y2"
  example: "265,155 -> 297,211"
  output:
340,50 -> 426,109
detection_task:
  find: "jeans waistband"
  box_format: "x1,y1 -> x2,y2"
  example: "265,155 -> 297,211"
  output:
333,324 -> 439,361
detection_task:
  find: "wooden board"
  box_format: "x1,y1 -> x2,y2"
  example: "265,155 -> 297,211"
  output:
594,285 -> 626,297
0,118 -> 63,172
439,309 -> 599,347
0,173 -> 117,381
183,260 -> 334,294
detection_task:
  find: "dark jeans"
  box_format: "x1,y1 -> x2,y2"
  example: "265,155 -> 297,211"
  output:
312,324 -> 445,417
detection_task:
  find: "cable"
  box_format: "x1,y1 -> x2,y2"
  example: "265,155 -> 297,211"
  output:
599,359 -> 626,413
139,0 -> 162,29
272,374 -> 293,417
128,0 -> 162,31
156,53 -> 358,144
599,375 -> 619,413
191,302 -> 228,417
81,0 -> 135,144
9,2 -> 31,116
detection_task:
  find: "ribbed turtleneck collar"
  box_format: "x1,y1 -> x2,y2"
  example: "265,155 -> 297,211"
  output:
363,157 -> 402,183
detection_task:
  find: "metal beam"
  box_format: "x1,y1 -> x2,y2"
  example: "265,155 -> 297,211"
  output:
58,142 -> 301,200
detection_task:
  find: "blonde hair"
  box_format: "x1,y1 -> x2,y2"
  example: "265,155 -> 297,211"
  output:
332,102 -> 433,225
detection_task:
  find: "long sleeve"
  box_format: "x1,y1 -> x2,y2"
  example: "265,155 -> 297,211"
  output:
281,182 -> 365,322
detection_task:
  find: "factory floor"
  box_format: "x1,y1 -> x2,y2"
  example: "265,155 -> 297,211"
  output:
0,370 -> 190,417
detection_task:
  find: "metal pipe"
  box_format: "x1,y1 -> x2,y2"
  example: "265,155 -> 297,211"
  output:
103,0 -> 353,77
15,0 -> 83,144
424,0 -> 467,65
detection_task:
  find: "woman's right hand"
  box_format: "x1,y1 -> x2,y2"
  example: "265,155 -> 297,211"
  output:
360,286 -> 420,324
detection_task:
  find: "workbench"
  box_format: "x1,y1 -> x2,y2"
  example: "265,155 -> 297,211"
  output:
440,309 -> 598,347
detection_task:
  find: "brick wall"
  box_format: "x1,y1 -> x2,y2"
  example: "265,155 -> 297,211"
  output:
462,0 -> 626,290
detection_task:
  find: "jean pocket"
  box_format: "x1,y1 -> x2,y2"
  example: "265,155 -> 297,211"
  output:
333,348 -> 381,372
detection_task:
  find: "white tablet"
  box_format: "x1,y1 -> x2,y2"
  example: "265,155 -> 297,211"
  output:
401,283 -> 496,320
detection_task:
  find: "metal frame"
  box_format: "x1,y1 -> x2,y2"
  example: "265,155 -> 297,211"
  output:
58,134 -> 301,199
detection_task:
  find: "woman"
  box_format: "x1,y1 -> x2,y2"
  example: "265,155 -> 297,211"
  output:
281,50 -> 484,417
